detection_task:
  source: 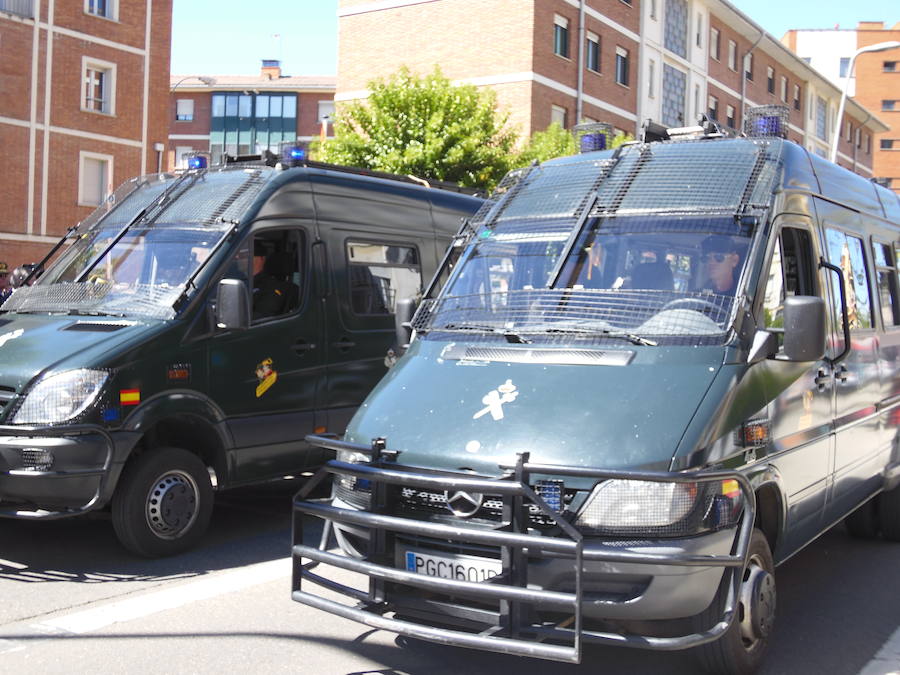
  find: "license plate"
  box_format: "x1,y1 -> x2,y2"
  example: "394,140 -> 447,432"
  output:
404,550 -> 502,582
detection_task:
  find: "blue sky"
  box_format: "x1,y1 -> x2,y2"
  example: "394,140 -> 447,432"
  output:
170,1 -> 897,76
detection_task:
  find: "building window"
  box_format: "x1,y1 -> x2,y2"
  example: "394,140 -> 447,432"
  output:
873,242 -> 900,328
648,59 -> 656,98
883,100 -> 897,111
745,52 -> 753,81
615,47 -> 630,86
175,99 -> 194,122
766,66 -> 775,94
855,128 -> 862,148
650,0 -> 657,20
885,61 -> 898,73
881,139 -> 895,150
708,95 -> 719,121
726,104 -> 735,129
586,31 -> 600,73
78,152 -> 112,206
866,134 -> 871,154
694,84 -> 700,119
727,40 -> 737,71
318,100 -> 335,124
554,15 -> 570,59
210,92 -> 298,161
664,0 -> 687,59
695,13 -> 703,48
82,58 -> 115,115
793,84 -> 801,112
839,57 -> 851,78
85,0 -> 116,20
710,27 -> 720,61
816,96 -> 827,141
551,105 -> 567,128
846,121 -> 852,142
661,64 -> 686,126
780,76 -> 788,102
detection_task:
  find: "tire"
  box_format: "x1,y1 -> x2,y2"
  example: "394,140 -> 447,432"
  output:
693,529 -> 776,675
878,484 -> 900,541
845,498 -> 881,539
112,446 -> 214,557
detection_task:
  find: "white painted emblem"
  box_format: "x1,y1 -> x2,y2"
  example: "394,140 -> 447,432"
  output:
473,379 -> 519,421
0,329 -> 24,348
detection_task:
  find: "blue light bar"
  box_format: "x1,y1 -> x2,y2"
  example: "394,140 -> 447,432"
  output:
580,133 -> 607,153
187,155 -> 208,170
535,479 -> 564,512
753,116 -> 783,137
288,147 -> 306,161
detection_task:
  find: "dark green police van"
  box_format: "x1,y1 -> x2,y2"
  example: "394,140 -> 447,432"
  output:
292,112 -> 900,673
0,157 -> 482,557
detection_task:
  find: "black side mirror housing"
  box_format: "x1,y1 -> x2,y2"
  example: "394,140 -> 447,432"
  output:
215,278 -> 250,330
782,295 -> 826,362
393,297 -> 418,356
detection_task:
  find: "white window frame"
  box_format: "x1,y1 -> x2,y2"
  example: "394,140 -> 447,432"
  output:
318,100 -> 335,124
766,66 -> 775,94
780,76 -> 788,103
695,13 -> 703,49
81,56 -> 116,116
84,0 -> 117,21
554,14 -> 570,59
551,104 -> 567,128
615,46 -> 629,86
78,151 -> 113,207
586,31 -> 600,73
727,40 -> 737,71
710,27 -> 720,61
175,99 -> 194,122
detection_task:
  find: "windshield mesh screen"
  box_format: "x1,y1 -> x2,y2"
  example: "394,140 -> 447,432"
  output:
1,284 -> 183,320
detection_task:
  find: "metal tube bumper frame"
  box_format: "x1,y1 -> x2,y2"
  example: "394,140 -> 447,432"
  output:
291,435 -> 757,664
0,423 -> 116,519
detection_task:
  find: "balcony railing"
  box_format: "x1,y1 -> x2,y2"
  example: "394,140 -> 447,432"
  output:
0,0 -> 34,19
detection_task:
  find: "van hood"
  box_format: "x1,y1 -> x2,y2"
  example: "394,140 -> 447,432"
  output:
0,313 -> 165,390
345,338 -> 724,479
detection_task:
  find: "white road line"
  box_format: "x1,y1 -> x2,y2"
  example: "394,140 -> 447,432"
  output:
859,627 -> 900,675
35,557 -> 290,635
0,559 -> 28,570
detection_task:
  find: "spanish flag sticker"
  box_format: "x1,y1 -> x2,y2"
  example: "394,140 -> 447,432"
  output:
120,389 -> 141,406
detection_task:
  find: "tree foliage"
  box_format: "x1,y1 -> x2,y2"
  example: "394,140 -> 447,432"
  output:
320,67 -> 517,189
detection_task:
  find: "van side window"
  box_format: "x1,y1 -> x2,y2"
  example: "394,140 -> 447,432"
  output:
252,229 -> 303,321
824,229 -> 873,330
762,227 -> 816,333
872,241 -> 900,327
347,242 -> 421,315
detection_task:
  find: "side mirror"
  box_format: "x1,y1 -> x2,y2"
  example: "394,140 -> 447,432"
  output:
391,297 -> 419,361
215,278 -> 250,330
782,296 -> 826,362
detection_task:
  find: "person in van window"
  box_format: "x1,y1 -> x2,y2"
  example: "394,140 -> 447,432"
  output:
699,235 -> 741,294
252,244 -> 299,319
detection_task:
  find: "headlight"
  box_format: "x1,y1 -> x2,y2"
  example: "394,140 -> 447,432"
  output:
333,449 -> 372,509
574,478 -> 743,537
12,369 -> 108,424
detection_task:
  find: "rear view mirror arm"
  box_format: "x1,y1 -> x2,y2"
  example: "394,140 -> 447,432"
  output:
819,257 -> 851,366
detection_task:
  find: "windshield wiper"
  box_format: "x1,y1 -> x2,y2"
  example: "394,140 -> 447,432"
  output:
542,325 -> 657,346
440,323 -> 532,344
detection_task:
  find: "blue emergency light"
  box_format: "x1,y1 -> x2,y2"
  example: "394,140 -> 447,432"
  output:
753,116 -> 784,137
287,147 -> 306,161
580,133 -> 607,153
187,155 -> 208,170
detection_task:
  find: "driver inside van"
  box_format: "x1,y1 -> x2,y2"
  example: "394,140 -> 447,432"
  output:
252,242 -> 299,319
699,235 -> 741,294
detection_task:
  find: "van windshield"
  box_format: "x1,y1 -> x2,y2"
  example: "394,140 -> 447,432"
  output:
4,223 -> 230,320
417,215 -> 754,343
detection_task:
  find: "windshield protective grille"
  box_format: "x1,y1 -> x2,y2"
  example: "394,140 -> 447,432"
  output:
415,289 -> 733,342
156,168 -> 271,224
1,283 -> 182,320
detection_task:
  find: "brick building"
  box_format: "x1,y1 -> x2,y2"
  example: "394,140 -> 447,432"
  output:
336,0 -> 885,179
783,21 -> 900,193
167,60 -> 336,169
0,0 -> 172,267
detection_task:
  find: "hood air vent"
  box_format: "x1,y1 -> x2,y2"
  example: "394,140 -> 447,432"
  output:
440,344 -> 633,366
63,321 -> 133,333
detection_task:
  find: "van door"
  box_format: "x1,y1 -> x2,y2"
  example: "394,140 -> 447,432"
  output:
322,235 -> 425,435
759,220 -> 834,554
819,211 -> 884,521
209,224 -> 326,484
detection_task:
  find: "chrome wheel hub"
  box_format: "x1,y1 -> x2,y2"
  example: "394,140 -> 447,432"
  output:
739,555 -> 777,647
146,470 -> 199,539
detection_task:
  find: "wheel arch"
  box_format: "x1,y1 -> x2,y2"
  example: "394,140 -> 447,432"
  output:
750,468 -> 786,557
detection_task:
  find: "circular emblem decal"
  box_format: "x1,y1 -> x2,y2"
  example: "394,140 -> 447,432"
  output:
445,490 -> 484,518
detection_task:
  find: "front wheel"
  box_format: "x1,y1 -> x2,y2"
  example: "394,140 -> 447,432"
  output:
693,528 -> 776,675
112,446 -> 214,557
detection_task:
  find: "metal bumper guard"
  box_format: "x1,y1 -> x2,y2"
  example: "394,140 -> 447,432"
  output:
291,435 -> 756,664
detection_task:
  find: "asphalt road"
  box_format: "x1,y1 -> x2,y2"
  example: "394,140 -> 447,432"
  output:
1,481 -> 899,675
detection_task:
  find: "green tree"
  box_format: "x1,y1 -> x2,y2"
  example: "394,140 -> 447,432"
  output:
320,67 -> 517,190
516,123 -> 634,165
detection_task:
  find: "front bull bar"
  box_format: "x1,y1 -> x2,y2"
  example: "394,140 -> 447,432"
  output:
291,435 -> 756,664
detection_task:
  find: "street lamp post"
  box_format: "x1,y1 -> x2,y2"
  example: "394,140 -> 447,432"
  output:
830,41 -> 900,164
170,75 -> 215,92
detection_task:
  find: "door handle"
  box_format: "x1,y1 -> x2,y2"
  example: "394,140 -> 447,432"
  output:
836,364 -> 849,384
292,340 -> 316,355
814,368 -> 831,392
332,339 -> 356,352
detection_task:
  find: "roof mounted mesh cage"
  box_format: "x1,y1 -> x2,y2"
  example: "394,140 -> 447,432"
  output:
743,105 -> 789,139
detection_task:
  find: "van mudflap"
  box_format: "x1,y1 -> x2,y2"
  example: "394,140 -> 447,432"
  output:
291,435 -> 756,664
